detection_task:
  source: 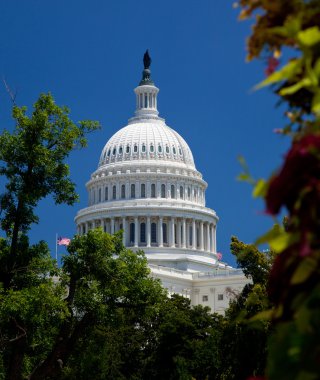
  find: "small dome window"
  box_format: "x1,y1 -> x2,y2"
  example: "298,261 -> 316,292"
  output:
158,145 -> 162,153
119,146 -> 123,154
112,148 -> 116,155
134,144 -> 138,153
173,146 -> 176,155
126,145 -> 130,154
179,147 -> 182,155
142,144 -> 146,153
150,144 -> 154,153
166,145 -> 170,154
107,149 -> 111,157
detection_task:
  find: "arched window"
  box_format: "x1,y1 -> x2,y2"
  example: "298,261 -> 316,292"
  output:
179,147 -> 182,155
166,145 -> 170,154
180,186 -> 183,199
113,185 -> 116,200
105,186 -> 108,201
107,149 -> 111,157
172,146 -> 176,155
188,187 -> 191,199
130,223 -> 135,243
113,148 -> 116,155
142,144 -> 146,153
161,184 -> 166,198
151,184 -> 156,198
98,188 -> 101,202
144,94 -> 148,108
150,144 -> 154,153
158,145 -> 162,153
119,146 -> 123,154
189,225 -> 193,246
151,223 -> 157,243
126,145 -> 130,154
121,184 -> 125,199
163,223 -> 167,244
171,185 -> 175,199
140,223 -> 146,243
174,223 -> 177,244
141,184 -> 146,198
134,144 -> 138,153
131,184 -> 135,198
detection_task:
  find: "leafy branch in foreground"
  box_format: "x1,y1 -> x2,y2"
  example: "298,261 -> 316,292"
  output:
236,1 -> 320,379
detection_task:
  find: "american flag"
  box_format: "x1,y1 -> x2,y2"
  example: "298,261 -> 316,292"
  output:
57,237 -> 71,246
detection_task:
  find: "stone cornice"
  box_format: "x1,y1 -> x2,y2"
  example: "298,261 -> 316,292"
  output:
75,200 -> 218,221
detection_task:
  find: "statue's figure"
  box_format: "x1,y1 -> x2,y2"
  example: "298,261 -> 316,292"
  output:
143,50 -> 151,69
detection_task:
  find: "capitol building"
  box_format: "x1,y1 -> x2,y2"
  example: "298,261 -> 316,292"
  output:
75,52 -> 248,313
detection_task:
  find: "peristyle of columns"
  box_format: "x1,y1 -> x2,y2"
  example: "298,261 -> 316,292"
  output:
77,217 -> 216,253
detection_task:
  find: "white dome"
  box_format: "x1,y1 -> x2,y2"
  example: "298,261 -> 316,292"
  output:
99,119 -> 195,169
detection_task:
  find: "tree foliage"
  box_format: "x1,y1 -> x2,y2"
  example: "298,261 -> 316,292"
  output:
236,1 -> 320,378
0,93 -> 100,284
215,237 -> 273,380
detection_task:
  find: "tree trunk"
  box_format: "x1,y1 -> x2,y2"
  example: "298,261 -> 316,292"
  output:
29,314 -> 92,380
7,336 -> 26,380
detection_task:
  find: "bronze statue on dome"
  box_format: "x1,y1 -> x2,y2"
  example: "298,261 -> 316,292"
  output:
143,49 -> 151,69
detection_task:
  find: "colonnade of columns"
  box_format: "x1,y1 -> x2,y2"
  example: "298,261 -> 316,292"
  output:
77,216 -> 217,254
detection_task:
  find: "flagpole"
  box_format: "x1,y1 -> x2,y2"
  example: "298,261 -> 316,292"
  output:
55,233 -> 58,262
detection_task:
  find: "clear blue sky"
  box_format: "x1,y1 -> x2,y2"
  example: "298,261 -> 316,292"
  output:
0,0 -> 288,266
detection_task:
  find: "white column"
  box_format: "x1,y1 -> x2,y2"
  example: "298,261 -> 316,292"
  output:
134,217 -> 138,247
147,216 -> 151,247
192,219 -> 196,250
210,224 -> 215,253
186,221 -> 189,248
100,219 -> 104,232
214,224 -> 217,252
200,221 -> 204,251
111,218 -> 115,235
122,217 -> 126,246
159,217 -> 163,247
170,217 -> 175,248
182,218 -> 186,248
206,223 -> 210,252
177,219 -> 181,248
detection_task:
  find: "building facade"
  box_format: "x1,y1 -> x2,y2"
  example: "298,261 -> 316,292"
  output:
75,52 -> 249,313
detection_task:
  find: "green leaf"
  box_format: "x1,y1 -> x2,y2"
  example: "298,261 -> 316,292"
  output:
279,77 -> 312,96
252,179 -> 267,198
291,258 -> 316,285
270,18 -> 301,38
311,91 -> 320,115
256,226 -> 297,253
297,27 -> 320,47
254,59 -> 302,90
249,309 -> 273,322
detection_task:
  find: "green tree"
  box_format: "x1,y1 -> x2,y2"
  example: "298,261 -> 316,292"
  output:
216,237 -> 274,380
0,93 -> 99,288
143,294 -> 222,380
0,93 -> 100,380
